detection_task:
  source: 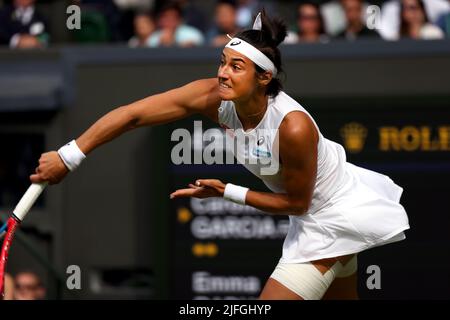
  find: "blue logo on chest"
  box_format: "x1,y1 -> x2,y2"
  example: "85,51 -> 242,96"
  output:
252,147 -> 272,158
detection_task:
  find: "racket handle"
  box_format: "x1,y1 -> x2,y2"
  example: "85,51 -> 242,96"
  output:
13,182 -> 48,222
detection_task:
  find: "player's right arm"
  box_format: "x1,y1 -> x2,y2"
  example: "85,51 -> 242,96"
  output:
30,78 -> 221,184
76,78 -> 220,155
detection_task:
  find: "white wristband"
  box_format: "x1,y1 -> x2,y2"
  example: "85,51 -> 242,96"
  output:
57,140 -> 86,171
223,183 -> 249,205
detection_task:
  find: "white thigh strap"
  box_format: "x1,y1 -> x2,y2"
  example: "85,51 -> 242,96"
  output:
270,261 -> 341,300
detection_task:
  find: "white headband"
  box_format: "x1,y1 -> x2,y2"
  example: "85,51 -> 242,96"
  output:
224,13 -> 277,76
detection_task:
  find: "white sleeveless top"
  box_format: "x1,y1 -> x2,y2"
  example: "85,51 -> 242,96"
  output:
219,92 -> 410,263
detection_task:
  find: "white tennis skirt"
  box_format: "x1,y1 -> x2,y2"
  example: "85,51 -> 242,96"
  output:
279,162 -> 410,263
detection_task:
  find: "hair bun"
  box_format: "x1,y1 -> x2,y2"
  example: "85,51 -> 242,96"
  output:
258,9 -> 287,46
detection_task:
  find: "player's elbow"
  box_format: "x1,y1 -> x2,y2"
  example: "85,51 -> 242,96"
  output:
120,104 -> 141,129
287,197 -> 311,216
289,205 -> 308,216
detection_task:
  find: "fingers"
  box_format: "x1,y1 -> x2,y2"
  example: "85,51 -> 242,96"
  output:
30,173 -> 46,184
170,179 -> 225,200
196,179 -> 224,186
30,167 -> 55,184
195,179 -> 225,196
31,164 -> 46,183
195,179 -> 216,187
170,188 -> 197,199
29,151 -> 68,185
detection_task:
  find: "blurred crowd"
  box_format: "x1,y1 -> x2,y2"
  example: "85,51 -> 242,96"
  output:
0,0 -> 449,48
4,271 -> 46,300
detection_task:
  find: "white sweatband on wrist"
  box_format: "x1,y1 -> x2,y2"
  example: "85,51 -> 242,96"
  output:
57,140 -> 86,171
223,183 -> 249,205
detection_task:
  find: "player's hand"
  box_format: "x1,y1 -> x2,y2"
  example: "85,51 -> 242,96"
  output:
170,179 -> 225,199
30,151 -> 69,185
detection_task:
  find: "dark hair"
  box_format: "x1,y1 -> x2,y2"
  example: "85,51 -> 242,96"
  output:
234,9 -> 287,97
157,2 -> 182,18
134,10 -> 155,20
400,0 -> 429,37
217,0 -> 237,9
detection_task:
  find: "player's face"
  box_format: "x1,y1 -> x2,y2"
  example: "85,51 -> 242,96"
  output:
218,48 -> 259,102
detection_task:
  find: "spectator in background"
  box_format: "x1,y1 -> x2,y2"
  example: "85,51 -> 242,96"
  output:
337,0 -> 380,40
436,1 -> 450,36
207,0 -> 240,47
0,0 -> 49,49
176,0 -> 208,33
113,0 -> 155,43
128,11 -> 156,47
71,0 -> 124,43
114,0 -> 154,11
321,0 -> 347,36
148,3 -> 204,47
380,0 -> 449,39
400,0 -> 444,38
4,273 -> 15,300
284,2 -> 329,44
235,0 -> 260,28
14,271 -> 46,300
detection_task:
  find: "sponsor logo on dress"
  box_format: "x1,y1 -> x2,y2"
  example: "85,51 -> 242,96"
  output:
251,148 -> 271,158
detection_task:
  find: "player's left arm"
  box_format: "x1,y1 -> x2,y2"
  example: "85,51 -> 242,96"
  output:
242,111 -> 318,215
170,111 -> 318,216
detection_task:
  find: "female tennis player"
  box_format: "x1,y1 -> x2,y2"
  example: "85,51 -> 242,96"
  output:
30,10 -> 409,300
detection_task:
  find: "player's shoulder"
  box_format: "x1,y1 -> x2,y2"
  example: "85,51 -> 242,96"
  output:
270,91 -> 304,115
278,111 -> 318,158
187,78 -> 218,92
271,92 -> 313,132
273,91 -> 301,105
179,78 -> 221,120
176,78 -> 220,106
280,111 -> 315,139
277,94 -> 317,145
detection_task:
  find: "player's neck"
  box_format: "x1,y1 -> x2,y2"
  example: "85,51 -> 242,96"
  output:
234,92 -> 268,131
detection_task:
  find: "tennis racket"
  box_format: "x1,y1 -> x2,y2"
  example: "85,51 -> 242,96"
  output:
0,182 -> 47,299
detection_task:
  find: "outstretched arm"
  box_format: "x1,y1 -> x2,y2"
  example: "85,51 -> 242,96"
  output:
170,111 -> 319,216
78,78 -> 220,155
31,78 -> 221,184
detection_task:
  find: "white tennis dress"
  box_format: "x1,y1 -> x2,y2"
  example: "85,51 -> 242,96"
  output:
218,91 -> 410,263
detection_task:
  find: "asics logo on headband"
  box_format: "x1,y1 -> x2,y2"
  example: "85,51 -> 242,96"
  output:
225,37 -> 277,76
